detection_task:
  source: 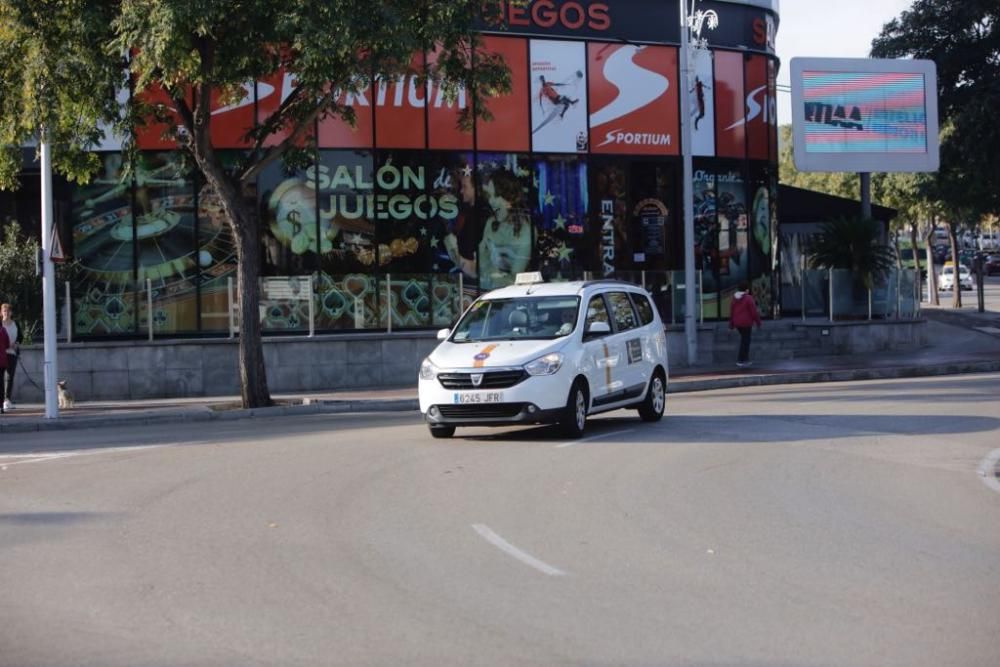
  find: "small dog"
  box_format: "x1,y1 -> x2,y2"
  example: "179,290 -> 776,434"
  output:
57,380 -> 75,409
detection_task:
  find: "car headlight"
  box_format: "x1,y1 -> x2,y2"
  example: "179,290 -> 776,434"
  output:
419,358 -> 438,381
524,352 -> 564,376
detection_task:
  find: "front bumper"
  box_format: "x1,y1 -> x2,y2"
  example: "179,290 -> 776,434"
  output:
423,402 -> 563,426
419,366 -> 572,425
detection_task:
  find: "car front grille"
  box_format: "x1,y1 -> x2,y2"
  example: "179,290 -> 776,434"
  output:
438,369 -> 528,390
436,404 -> 525,420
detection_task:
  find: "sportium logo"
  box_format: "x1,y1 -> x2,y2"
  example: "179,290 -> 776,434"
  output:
264,71 -> 466,111
597,129 -> 671,148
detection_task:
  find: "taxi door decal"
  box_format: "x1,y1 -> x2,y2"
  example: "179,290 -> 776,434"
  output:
601,342 -> 612,395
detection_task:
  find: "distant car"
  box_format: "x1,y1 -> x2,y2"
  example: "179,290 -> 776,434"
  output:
982,254 -> 1000,276
938,264 -> 973,291
932,245 -> 948,263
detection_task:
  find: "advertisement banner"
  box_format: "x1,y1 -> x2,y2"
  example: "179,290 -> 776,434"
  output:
588,44 -> 678,156
317,79 -> 375,149
690,47 -> 715,157
374,53 -> 427,149
208,82 -> 256,148
714,50 -> 745,159
477,0 -> 679,45
530,40 -> 588,153
745,54 -> 770,160
257,71 -> 314,148
476,37 -> 531,152
427,46 -> 475,150
135,84 -> 182,150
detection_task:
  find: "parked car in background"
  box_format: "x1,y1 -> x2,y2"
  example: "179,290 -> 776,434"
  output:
982,254 -> 1000,276
932,244 -> 948,264
938,263 -> 973,291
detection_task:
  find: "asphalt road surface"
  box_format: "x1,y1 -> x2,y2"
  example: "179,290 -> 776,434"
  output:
2,374 -> 999,666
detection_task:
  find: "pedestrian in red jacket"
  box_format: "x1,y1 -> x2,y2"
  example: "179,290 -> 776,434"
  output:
0,324 -> 8,413
728,281 -> 762,367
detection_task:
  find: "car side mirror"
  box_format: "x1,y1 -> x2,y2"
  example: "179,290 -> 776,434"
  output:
585,321 -> 611,336
436,328 -> 450,341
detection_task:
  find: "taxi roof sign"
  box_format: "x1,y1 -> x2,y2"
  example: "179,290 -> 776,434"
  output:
514,272 -> 544,285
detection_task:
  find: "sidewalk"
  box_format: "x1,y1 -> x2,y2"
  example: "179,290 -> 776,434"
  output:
2,318 -> 998,434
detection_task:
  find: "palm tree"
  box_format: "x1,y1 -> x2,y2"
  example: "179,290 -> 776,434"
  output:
808,216 -> 896,290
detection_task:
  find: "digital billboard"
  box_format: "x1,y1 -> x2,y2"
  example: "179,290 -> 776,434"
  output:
791,58 -> 939,173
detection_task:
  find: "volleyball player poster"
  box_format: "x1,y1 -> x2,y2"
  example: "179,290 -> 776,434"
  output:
587,44 -> 679,156
530,40 -> 588,153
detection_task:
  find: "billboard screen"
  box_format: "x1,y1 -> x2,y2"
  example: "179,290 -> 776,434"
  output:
791,58 -> 939,172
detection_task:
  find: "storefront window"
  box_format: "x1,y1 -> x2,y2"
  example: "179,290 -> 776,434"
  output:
475,153 -> 537,290
196,152 -> 242,332
71,152 -> 137,335
534,155 -> 589,280
694,165 -> 719,320
716,167 -> 748,317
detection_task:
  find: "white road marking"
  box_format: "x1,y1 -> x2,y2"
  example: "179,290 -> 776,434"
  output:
977,448 -> 1000,494
556,428 -> 636,449
0,445 -> 163,468
472,524 -> 568,577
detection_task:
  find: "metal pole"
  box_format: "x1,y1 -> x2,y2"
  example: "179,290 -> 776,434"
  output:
65,281 -> 72,344
860,172 -> 872,219
698,270 -> 704,324
40,138 -> 59,419
801,255 -> 806,322
147,278 -> 154,341
307,278 -> 315,337
641,270 -> 646,290
458,272 -> 464,317
384,274 -> 392,332
828,268 -> 834,323
227,276 -> 234,338
679,0 -> 697,365
868,288 -> 872,321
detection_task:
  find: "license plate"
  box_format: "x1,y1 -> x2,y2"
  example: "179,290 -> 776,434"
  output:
454,392 -> 504,404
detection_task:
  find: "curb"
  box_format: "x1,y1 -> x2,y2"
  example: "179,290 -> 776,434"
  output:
3,361 -> 999,434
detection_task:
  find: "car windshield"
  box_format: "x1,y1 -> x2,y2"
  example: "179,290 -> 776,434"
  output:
451,296 -> 581,342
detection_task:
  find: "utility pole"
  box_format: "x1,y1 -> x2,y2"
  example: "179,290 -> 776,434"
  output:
679,0 -> 697,365
40,135 -> 60,419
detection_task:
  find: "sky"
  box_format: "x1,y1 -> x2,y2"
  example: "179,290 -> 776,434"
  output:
774,0 -> 914,123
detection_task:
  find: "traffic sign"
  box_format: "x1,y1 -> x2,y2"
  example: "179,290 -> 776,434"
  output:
49,223 -> 66,263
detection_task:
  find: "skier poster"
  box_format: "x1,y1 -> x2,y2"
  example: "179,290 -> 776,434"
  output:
530,40 -> 588,154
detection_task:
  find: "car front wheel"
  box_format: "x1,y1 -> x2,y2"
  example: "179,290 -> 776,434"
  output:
637,371 -> 666,422
429,424 -> 456,439
560,381 -> 588,438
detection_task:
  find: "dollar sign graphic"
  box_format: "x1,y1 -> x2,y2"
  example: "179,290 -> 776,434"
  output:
287,209 -> 302,234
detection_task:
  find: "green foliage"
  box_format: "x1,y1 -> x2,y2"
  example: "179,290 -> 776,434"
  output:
808,217 -> 897,289
871,0 -> 1000,218
0,220 -> 40,328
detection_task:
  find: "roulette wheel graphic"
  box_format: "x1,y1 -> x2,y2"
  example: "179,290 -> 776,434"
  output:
72,161 -> 237,335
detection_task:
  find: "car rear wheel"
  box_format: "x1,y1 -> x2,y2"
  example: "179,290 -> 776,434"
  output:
637,371 -> 666,422
560,380 -> 588,438
429,424 -> 456,439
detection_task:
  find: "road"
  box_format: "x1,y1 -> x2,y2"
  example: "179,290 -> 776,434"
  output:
2,374 -> 999,666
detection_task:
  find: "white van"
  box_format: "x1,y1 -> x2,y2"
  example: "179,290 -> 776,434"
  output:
418,273 -> 669,438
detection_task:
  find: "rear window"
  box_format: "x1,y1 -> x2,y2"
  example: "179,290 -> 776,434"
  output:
606,292 -> 639,332
630,293 -> 655,326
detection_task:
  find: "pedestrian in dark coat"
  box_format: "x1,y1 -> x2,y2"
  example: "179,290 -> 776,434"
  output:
728,282 -> 762,367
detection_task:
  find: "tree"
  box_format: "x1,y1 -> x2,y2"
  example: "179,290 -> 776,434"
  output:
0,1 -> 508,408
872,0 -> 1000,219
808,216 -> 896,292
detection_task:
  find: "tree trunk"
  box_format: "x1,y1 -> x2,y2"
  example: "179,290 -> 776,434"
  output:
235,214 -> 271,408
947,221 -> 962,308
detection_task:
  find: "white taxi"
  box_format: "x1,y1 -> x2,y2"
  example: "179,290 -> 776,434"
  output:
418,273 -> 669,438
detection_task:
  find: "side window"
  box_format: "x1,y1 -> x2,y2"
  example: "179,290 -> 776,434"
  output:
631,293 -> 655,326
584,295 -> 611,335
606,291 -> 639,332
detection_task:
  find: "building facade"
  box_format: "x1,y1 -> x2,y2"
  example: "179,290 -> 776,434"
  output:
8,0 -> 781,339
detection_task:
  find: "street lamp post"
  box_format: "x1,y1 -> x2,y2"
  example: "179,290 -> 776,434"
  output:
679,1 -> 697,365
40,135 -> 60,419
